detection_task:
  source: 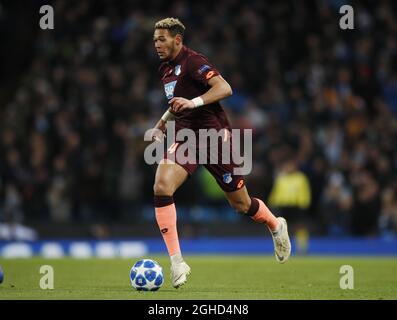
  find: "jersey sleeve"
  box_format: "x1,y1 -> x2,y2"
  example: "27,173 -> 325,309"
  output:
187,54 -> 220,86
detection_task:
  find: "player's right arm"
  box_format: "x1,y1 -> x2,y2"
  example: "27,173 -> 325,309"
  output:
149,107 -> 175,142
149,63 -> 176,142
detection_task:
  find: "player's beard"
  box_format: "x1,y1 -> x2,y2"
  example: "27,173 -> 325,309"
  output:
164,42 -> 177,61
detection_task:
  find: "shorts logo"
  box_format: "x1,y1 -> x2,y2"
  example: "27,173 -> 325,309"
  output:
175,65 -> 181,76
164,80 -> 177,99
198,64 -> 210,74
222,173 -> 233,184
206,70 -> 215,80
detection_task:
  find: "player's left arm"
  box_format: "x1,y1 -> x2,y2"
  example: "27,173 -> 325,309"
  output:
169,75 -> 233,113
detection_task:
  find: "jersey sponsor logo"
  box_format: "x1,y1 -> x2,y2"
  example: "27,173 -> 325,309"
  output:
198,64 -> 211,74
175,65 -> 181,76
205,70 -> 215,80
164,80 -> 177,99
222,173 -> 233,184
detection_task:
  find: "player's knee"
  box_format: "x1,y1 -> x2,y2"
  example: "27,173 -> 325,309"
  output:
153,180 -> 173,196
230,199 -> 251,215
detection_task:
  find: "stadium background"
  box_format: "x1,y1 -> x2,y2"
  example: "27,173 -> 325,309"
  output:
0,0 -> 397,258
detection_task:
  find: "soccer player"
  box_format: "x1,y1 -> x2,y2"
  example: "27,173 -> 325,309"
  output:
151,18 -> 291,288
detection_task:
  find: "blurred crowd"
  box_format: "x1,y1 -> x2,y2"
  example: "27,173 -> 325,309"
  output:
1,0 -> 397,237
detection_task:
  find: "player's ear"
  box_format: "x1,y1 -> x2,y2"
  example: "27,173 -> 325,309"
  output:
175,34 -> 182,45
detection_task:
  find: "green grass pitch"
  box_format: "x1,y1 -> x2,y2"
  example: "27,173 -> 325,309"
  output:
0,256 -> 396,300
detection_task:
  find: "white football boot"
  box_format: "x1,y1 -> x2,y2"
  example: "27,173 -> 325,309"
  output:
171,261 -> 191,288
271,217 -> 291,263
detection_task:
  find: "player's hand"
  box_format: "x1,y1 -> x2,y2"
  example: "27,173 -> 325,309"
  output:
169,97 -> 195,112
147,128 -> 166,142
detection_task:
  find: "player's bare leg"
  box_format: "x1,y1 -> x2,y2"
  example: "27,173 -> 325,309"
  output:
153,159 -> 191,288
225,186 -> 291,263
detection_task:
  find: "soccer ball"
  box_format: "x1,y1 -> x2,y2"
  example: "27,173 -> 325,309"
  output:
130,259 -> 164,291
